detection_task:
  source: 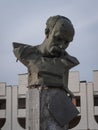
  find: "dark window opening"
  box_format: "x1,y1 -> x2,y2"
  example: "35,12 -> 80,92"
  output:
0,118 -> 6,128
18,98 -> 26,109
18,118 -> 26,129
73,96 -> 80,107
69,116 -> 81,129
0,99 -> 6,109
94,95 -> 98,106
94,115 -> 98,124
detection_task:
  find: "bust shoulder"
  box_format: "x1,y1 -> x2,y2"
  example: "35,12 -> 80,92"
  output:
13,42 -> 41,60
62,51 -> 80,68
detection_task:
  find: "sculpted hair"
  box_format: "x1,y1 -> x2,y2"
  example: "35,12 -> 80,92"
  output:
45,15 -> 75,37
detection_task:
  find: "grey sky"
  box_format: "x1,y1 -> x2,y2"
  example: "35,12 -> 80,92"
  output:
0,0 -> 98,85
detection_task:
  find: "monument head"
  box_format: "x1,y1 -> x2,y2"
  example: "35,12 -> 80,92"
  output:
41,15 -> 75,57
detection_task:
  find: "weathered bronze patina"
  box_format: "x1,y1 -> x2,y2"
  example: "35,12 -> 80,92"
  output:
13,15 -> 79,95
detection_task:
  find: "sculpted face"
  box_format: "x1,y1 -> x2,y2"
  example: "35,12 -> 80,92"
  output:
45,18 -> 75,56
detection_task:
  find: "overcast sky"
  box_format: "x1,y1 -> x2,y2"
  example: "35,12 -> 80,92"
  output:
0,0 -> 98,85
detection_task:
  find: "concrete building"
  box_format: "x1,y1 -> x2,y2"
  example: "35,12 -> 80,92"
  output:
0,70 -> 98,130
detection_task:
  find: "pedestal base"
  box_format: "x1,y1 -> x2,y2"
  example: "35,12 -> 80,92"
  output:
26,88 -> 40,130
26,87 -> 78,130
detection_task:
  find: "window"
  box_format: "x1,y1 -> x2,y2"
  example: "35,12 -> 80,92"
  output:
0,118 -> 6,128
73,96 -> 80,107
69,116 -> 81,129
18,118 -> 26,129
95,116 -> 98,124
94,95 -> 98,106
18,98 -> 26,109
0,99 -> 6,109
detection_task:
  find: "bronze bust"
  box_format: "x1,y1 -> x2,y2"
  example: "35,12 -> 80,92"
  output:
13,15 -> 79,97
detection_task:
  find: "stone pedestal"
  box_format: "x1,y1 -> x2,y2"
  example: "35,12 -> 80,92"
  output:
26,87 -> 79,130
26,88 -> 40,130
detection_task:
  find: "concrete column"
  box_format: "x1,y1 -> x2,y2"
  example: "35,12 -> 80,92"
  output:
87,82 -> 98,129
71,82 -> 88,130
12,86 -> 25,130
2,86 -> 12,130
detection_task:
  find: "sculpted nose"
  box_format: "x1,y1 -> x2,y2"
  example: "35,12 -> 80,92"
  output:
59,45 -> 63,49
59,43 -> 65,49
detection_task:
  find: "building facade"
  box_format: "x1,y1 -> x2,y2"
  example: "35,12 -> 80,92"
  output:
0,70 -> 98,130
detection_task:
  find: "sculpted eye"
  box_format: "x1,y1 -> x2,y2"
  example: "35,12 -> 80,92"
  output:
54,36 -> 63,42
57,37 -> 62,41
